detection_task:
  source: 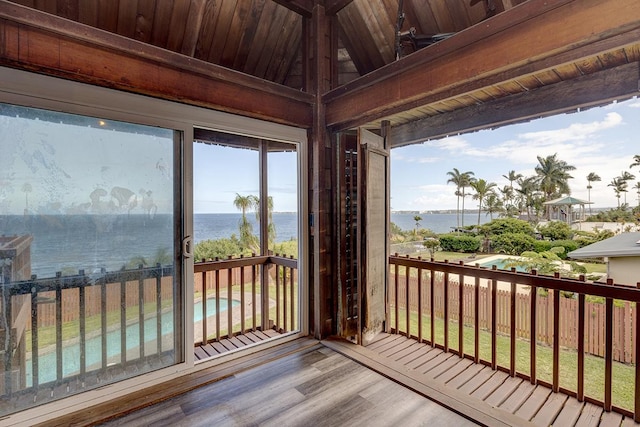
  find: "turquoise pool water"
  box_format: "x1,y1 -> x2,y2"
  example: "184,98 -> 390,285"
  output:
27,297 -> 239,385
478,258 -> 528,272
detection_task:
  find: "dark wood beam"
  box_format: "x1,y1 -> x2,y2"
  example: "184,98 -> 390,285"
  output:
324,0 -> 354,15
389,61 -> 640,147
271,0 -> 314,17
0,1 -> 314,128
324,0 -> 640,131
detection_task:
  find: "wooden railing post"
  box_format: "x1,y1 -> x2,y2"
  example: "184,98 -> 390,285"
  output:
577,275 -> 586,402
605,278 -> 614,411
458,261 -> 464,357
417,257 -> 423,343
530,269 -> 537,385
552,273 -> 560,393
635,281 -> 640,422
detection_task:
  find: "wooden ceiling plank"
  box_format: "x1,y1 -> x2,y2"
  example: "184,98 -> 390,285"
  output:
335,12 -> 369,75
34,0 -> 55,14
626,44 -> 640,62
356,0 -> 394,64
270,0 -> 313,17
406,0 -> 438,34
207,0 -> 237,64
116,0 -> 139,39
271,11 -> 302,84
324,0 -> 640,130
598,48 -> 628,69
165,0 -> 191,53
428,0 -> 455,33
133,0 -> 156,43
532,69 -> 562,86
389,61 -> 640,146
181,0 -> 207,56
515,75 -> 543,91
232,0 -> 267,70
11,0 -> 34,7
337,2 -> 383,72
325,0 -> 354,15
78,0 -> 98,27
0,2 -> 313,127
56,0 -> 78,20
220,0 -> 250,67
243,0 -> 278,75
252,4 -> 289,79
445,0 -> 472,31
193,0 -> 222,61
97,0 -> 118,33
149,0 -> 173,47
553,62 -> 582,80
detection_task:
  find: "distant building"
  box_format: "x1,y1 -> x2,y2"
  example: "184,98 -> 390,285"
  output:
568,232 -> 640,286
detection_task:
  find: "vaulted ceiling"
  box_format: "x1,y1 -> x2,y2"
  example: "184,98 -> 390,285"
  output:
6,0 -> 525,88
3,0 -> 640,146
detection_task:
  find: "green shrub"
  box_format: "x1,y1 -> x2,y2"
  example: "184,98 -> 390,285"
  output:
537,221 -> 572,240
533,240 -> 553,253
491,232 -> 536,255
194,236 -> 243,261
549,240 -> 579,258
438,234 -> 481,253
479,218 -> 535,237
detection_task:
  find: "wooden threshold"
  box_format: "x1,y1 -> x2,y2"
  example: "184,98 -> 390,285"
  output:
194,329 -> 283,361
36,337 -> 319,427
324,334 -> 640,427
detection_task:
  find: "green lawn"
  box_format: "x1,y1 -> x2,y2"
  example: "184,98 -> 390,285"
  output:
392,307 -> 636,411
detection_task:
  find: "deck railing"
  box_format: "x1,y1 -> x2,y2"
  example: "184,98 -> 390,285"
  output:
388,254 -> 640,421
193,254 -> 298,345
1,264 -> 174,400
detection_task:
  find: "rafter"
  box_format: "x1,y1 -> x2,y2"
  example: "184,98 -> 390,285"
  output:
323,0 -> 640,131
389,62 -> 640,146
270,0 -> 314,17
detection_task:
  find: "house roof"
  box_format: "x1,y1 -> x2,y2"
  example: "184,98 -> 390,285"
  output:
568,232 -> 640,259
543,196 -> 593,206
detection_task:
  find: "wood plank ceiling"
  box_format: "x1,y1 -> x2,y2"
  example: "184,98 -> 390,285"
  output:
6,0 -> 518,89
5,0 -> 639,144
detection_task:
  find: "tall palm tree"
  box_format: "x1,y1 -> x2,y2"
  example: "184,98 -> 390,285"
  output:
502,170 -> 522,208
534,154 -> 575,218
586,172 -> 601,216
630,155 -> 640,169
634,182 -> 640,207
413,215 -> 422,236
515,176 -> 539,220
446,168 -> 473,230
483,193 -> 503,220
459,172 -> 475,228
608,178 -> 626,208
234,193 -> 259,250
619,171 -> 635,205
471,179 -> 497,226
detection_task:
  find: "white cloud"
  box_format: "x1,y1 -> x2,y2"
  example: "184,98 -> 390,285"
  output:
519,112 -> 622,144
628,101 -> 640,109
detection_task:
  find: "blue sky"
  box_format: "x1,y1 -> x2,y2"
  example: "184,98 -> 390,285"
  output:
391,97 -> 640,212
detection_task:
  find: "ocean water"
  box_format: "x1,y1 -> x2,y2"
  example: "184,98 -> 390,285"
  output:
0,212 -> 474,278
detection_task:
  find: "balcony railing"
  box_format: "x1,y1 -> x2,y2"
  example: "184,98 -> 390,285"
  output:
0,254 -> 298,415
388,254 -> 640,421
193,254 -> 299,345
1,264 -> 175,402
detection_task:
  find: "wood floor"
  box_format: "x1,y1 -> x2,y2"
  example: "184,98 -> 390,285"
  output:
101,342 -> 477,427
326,333 -> 640,427
194,329 -> 282,361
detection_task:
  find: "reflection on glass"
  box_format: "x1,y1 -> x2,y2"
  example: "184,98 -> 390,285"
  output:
0,103 -> 179,415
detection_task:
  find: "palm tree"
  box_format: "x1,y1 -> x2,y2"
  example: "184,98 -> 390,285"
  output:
413,215 -> 422,236
471,179 -> 497,226
630,155 -> 640,169
585,172 -> 601,216
619,171 -> 635,205
234,193 -> 258,250
483,193 -> 503,220
608,177 -> 626,208
534,154 -> 575,218
502,170 -> 522,208
255,195 -> 276,247
634,182 -> 640,207
515,176 -> 539,220
446,168 -> 473,230
459,172 -> 475,228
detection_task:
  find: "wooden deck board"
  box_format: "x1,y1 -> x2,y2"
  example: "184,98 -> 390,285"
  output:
194,330 -> 282,361
499,380 -> 536,414
416,352 -> 454,374
515,385 -> 552,421
470,370 -> 508,400
426,354 -> 464,378
395,344 -> 435,365
599,410 -> 623,427
485,376 -> 523,407
446,362 -> 485,389
378,337 -> 418,357
574,402 -> 603,427
434,358 -> 474,384
458,367 -> 500,395
531,392 -> 570,426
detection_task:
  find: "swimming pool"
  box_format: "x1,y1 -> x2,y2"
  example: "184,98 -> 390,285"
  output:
193,297 -> 241,322
478,258 -> 528,272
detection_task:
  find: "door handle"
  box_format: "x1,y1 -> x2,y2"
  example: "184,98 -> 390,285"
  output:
182,236 -> 193,259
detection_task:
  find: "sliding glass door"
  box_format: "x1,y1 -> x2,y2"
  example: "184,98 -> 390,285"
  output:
0,103 -> 182,415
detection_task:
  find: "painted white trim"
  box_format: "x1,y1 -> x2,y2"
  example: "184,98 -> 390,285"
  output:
0,66 -> 309,425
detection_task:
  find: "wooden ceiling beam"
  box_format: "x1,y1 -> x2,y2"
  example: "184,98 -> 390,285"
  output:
324,0 -> 354,15
389,61 -> 640,147
0,1 -> 314,128
270,0 -> 314,17
323,0 -> 640,131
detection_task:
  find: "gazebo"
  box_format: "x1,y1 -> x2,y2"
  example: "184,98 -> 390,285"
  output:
543,196 -> 593,224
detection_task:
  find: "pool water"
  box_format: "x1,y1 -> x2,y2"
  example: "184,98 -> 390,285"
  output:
193,297 -> 240,322
478,258 -> 528,272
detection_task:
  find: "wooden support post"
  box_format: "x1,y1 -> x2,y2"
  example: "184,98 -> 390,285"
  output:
530,270 -> 538,384
444,269 -> 449,353
605,278 -> 614,411
417,260 -> 423,343
474,271 -> 480,364
635,282 -> 640,422
577,276 -> 586,402
491,266 -> 497,370
458,262 -> 464,357
510,271 -> 516,376
430,261 -> 435,347
552,273 -> 560,393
